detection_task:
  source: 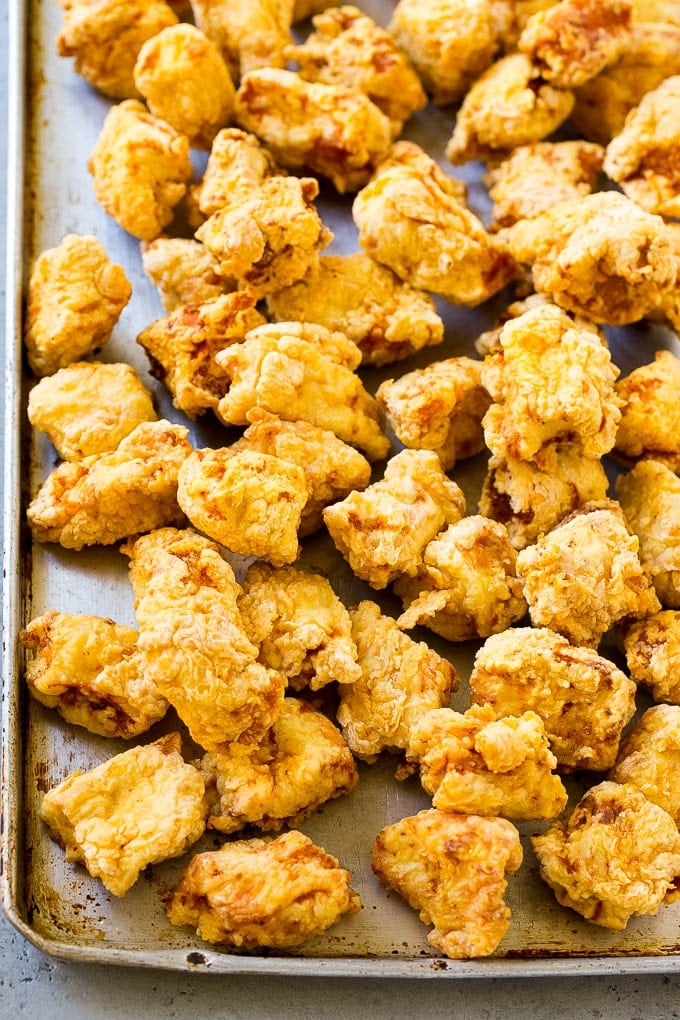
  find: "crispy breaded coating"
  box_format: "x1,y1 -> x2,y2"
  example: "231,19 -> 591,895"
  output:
480,303 -> 621,461
215,322 -> 390,461
290,5 -> 426,133
24,234 -> 131,378
238,563 -> 361,690
479,442 -> 609,550
630,0 -> 680,23
372,809 -> 522,959
27,361 -> 156,462
89,100 -> 192,241
610,705 -> 680,824
406,705 -> 567,820
500,191 -> 678,325
167,830 -> 361,948
337,601 -> 457,763
623,610 -> 680,705
188,127 -> 283,225
124,528 -> 285,750
651,222 -> 680,335
137,291 -> 264,418
27,420 -> 191,550
20,610 -> 168,739
491,0 -> 561,51
604,75 -> 680,218
517,0 -> 633,89
200,697 -> 358,833
614,351 -> 680,472
195,175 -> 332,297
469,626 -> 637,771
56,0 -> 178,99
234,67 -> 393,193
40,733 -> 206,897
189,0 -> 294,81
532,781 -> 680,930
323,449 -> 466,590
515,500 -> 660,646
395,515 -> 527,642
445,54 -> 575,165
377,357 -> 490,471
133,24 -> 235,150
267,253 -> 444,367
352,141 -> 517,306
140,237 -> 233,313
485,140 -> 604,230
617,460 -> 680,609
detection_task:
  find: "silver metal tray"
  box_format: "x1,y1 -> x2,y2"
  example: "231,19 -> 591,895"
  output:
4,0 -> 680,977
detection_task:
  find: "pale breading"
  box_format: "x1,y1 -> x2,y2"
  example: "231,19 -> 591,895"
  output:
614,350 -> 680,471
617,459 -> 680,608
630,0 -> 680,24
140,237 -> 234,313
490,0 -> 561,51
623,610 -> 680,705
610,705 -> 680,824
189,0 -> 295,81
188,127 -> 283,226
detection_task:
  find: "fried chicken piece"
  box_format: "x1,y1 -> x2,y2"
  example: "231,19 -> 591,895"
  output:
40,733 -> 206,897
27,361 -> 156,462
234,67 -> 393,193
189,0 -> 294,81
133,24 -> 235,150
532,781 -> 680,930
136,291 -> 264,418
188,127 -> 283,226
395,515 -> 527,642
490,0 -> 561,51
515,500 -> 660,646
479,442 -> 609,550
27,420 -> 191,550
500,191 -> 678,325
56,0 -> 178,99
610,705 -> 680,824
445,54 -> 575,165
480,303 -> 621,461
124,528 -> 285,750
372,809 -> 522,959
215,321 -> 390,461
623,611 -> 680,705
352,141 -> 517,306
323,449 -> 466,590
89,100 -> 192,241
407,705 -> 567,820
651,222 -> 680,334
200,697 -> 358,833
140,237 -> 233,312
195,175 -> 332,297
630,0 -> 680,24
293,0 -> 338,19
470,626 -> 637,771
604,75 -> 680,218
614,351 -> 680,471
167,829 -> 361,948
266,253 -> 444,367
24,234 -> 131,378
485,140 -> 604,230
617,460 -> 680,609
20,611 -> 168,739
238,563 -> 360,690
337,601 -> 457,763
290,5 -> 426,133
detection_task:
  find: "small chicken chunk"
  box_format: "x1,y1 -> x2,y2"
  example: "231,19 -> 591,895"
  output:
189,0 -> 294,81
372,809 -> 522,959
267,253 -> 444,367
623,611 -> 680,705
188,127 -> 283,225
234,67 -> 393,193
352,141 -> 517,306
323,449 -> 466,590
629,0 -> 680,23
337,601 -> 457,763
137,291 -> 265,419
200,697 -> 358,833
27,361 -> 157,462
617,460 -> 680,608
407,705 -> 567,820
195,175 -> 332,297
20,611 -> 168,739
40,733 -> 206,897
238,563 -> 361,690
611,705 -> 680,824
123,528 -> 285,750
140,237 -> 233,312
469,626 -> 637,771
167,830 -> 361,948
532,781 -> 680,930
27,420 -> 191,550
24,234 -> 131,378
614,351 -> 680,472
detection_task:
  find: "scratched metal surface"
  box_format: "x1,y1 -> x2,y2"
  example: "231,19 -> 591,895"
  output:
4,0 -> 680,978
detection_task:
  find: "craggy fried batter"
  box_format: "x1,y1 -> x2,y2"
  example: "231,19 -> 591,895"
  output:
24,234 -> 131,378
27,420 -> 191,550
469,626 -> 637,771
614,351 -> 680,471
629,0 -> 680,23
372,809 -> 522,959
189,0 -> 294,81
610,705 -> 680,824
40,733 -> 206,897
623,610 -> 680,705
188,127 -> 283,226
491,0 -> 561,51
200,697 -> 358,833
140,237 -> 234,313
617,460 -> 680,608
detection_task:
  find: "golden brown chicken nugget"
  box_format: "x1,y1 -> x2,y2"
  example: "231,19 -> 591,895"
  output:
617,459 -> 680,608
140,236 -> 234,313
614,351 -> 680,472
188,127 -> 283,225
610,705 -> 680,824
189,0 -> 294,81
623,610 -> 680,705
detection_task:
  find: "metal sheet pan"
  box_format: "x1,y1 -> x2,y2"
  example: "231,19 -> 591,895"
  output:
4,0 -> 680,977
